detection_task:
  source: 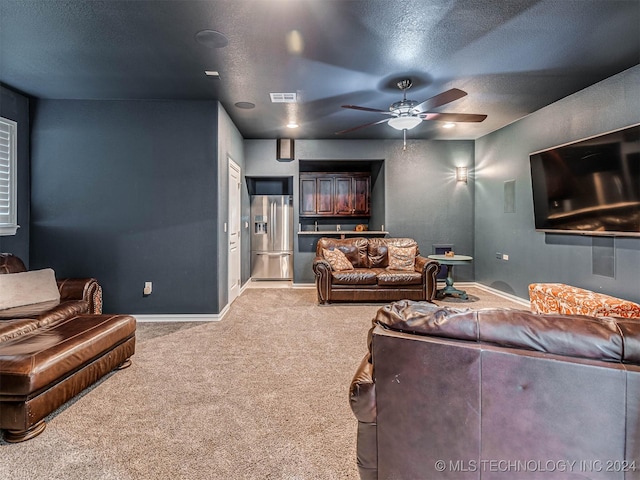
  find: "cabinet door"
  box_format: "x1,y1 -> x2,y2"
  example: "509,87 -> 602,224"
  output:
299,173 -> 370,217
334,176 -> 353,215
316,177 -> 334,215
352,176 -> 370,215
299,176 -> 318,216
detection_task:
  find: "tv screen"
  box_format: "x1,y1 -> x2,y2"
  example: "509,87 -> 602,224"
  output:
529,124 -> 640,237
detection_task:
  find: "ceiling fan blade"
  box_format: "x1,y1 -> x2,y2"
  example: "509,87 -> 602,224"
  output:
341,104 -> 392,114
414,88 -> 467,112
420,112 -> 487,123
335,118 -> 390,135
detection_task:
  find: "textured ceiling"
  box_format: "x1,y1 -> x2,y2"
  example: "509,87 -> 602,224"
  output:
0,0 -> 638,140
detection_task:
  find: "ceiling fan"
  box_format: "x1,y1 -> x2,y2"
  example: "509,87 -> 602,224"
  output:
336,79 -> 487,148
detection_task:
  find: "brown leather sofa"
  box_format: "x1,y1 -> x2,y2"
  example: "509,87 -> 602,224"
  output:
350,300 -> 640,480
0,253 -> 136,442
312,237 -> 440,304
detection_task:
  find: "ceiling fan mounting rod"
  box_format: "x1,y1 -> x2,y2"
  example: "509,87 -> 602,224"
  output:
397,78 -> 412,102
397,79 -> 412,91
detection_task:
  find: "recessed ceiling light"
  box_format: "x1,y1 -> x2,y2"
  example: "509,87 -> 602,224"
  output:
286,122 -> 299,129
442,122 -> 456,129
285,30 -> 305,55
204,70 -> 220,78
235,102 -> 255,110
195,30 -> 229,49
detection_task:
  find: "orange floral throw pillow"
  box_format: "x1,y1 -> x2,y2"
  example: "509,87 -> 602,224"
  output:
323,248 -> 354,271
386,245 -> 417,271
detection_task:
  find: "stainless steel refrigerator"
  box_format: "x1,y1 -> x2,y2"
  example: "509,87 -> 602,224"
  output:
250,195 -> 293,280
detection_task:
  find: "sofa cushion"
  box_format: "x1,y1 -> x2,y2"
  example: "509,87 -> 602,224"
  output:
0,299 -> 61,319
377,270 -> 422,286
0,314 -> 137,396
323,248 -> 354,271
332,269 -> 378,285
0,253 -> 27,274
317,237 -> 369,268
0,269 -> 60,312
368,238 -> 418,268
35,300 -> 91,327
367,240 -> 389,268
374,300 -> 640,363
386,245 -> 417,271
0,319 -> 40,343
529,283 -> 640,318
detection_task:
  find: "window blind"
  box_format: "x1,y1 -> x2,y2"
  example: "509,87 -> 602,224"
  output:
0,117 -> 17,234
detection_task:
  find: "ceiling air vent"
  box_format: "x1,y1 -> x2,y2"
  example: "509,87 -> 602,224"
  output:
270,92 -> 297,103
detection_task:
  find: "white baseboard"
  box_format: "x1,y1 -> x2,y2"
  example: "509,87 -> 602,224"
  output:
453,282 -> 530,308
135,281 -> 529,322
135,303 -> 230,323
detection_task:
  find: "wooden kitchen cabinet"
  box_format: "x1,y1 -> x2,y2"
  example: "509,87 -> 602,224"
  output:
299,173 -> 370,217
300,174 -> 334,216
335,175 -> 370,215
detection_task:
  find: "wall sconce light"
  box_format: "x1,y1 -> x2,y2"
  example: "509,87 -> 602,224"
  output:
456,167 -> 468,183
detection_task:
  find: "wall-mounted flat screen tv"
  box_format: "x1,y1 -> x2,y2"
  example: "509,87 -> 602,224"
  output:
530,124 -> 640,237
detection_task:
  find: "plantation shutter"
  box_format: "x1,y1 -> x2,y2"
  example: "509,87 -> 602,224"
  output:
0,117 -> 18,235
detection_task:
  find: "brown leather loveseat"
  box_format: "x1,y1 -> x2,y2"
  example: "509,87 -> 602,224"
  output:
312,237 -> 440,304
0,253 -> 136,442
350,300 -> 640,480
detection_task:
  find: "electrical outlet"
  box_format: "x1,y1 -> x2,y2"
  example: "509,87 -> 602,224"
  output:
502,254 -> 509,261
143,281 -> 153,295
496,252 -> 502,259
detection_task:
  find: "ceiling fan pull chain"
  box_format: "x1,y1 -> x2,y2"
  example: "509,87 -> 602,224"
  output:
403,128 -> 407,151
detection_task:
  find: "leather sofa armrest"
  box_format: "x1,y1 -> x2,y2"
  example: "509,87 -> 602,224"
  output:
312,255 -> 331,273
350,352 -> 378,480
349,352 -> 377,423
415,255 -> 439,274
57,278 -> 103,314
313,256 -> 332,305
415,256 -> 440,301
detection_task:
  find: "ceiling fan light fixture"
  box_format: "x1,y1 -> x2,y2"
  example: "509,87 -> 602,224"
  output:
286,122 -> 299,129
388,116 -> 422,131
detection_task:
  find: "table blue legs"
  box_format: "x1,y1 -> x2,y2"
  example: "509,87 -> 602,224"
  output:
437,264 -> 468,300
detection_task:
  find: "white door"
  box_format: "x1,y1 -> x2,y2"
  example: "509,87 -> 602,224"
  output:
228,158 -> 242,304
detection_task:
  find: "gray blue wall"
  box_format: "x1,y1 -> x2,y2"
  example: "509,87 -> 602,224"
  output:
245,138 -> 475,284
9,65 -> 639,312
475,65 -> 640,302
0,85 -> 30,263
30,99 -> 223,314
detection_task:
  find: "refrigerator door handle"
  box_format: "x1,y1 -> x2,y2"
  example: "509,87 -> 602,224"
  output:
271,201 -> 277,248
255,252 -> 291,256
282,197 -> 289,250
268,201 -> 272,248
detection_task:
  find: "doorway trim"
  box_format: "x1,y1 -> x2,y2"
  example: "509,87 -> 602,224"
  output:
228,157 -> 242,305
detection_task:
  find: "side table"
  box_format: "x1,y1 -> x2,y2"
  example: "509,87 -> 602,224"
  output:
427,254 -> 473,300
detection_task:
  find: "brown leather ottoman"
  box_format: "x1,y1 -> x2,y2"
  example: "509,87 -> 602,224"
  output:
0,314 -> 136,442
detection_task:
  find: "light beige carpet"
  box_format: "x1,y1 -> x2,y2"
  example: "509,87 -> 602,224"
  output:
0,286 -> 527,480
